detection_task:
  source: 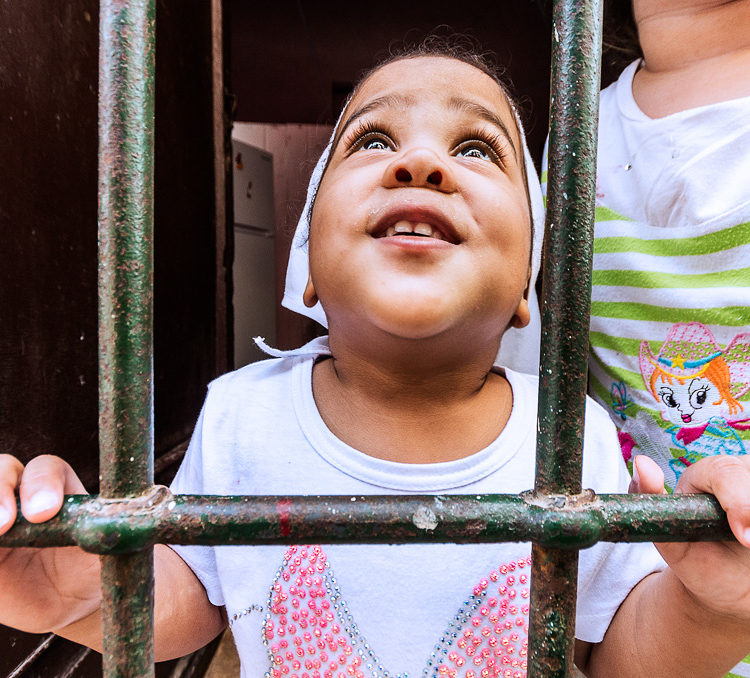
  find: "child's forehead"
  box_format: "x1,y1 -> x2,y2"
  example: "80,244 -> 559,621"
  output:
347,56 -> 517,130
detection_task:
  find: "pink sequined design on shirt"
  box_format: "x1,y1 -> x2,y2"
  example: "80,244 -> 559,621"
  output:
263,545 -> 530,678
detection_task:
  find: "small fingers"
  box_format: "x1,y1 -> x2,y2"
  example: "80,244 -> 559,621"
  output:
629,455 -> 667,495
18,455 -> 74,524
677,455 -> 750,548
0,454 -> 25,534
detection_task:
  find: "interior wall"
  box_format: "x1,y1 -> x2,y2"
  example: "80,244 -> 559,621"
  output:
232,122 -> 331,349
228,0 -> 553,163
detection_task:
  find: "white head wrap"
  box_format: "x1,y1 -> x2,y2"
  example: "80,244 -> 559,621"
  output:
280,105 -> 544,375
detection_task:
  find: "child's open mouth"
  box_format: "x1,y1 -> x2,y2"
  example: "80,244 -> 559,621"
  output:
381,221 -> 447,241
370,206 -> 461,244
371,212 -> 460,244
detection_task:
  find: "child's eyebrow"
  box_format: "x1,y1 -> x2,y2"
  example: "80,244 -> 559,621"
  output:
332,93 -> 416,153
448,96 -> 518,161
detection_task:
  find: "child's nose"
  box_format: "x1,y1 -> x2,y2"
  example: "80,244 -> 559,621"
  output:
382,147 -> 457,192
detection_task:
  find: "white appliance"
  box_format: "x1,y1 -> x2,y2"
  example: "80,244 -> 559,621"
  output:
231,138 -> 276,368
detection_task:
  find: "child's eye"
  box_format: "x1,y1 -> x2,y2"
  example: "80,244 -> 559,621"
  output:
456,144 -> 492,161
453,134 -> 506,165
360,136 -> 393,152
343,119 -> 396,155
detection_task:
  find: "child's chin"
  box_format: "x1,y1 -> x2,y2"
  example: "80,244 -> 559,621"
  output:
365,300 -> 454,335
374,311 -> 475,345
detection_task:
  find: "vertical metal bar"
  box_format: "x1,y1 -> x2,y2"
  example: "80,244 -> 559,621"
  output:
528,0 -> 603,676
98,0 -> 156,676
211,0 -> 230,376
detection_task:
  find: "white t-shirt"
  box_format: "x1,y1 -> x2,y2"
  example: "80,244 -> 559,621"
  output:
171,341 -> 664,677
542,60 -> 750,491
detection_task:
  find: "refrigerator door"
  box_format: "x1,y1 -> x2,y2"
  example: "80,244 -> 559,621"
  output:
231,139 -> 277,367
232,139 -> 274,232
233,228 -> 276,367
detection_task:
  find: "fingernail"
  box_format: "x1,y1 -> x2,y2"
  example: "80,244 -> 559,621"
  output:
632,460 -> 640,490
26,491 -> 58,516
744,528 -> 750,547
0,505 -> 11,527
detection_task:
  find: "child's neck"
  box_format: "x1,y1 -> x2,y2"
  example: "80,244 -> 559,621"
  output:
632,0 -> 750,117
311,332 -> 514,464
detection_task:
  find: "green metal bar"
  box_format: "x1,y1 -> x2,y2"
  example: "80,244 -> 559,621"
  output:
101,551 -> 155,676
2,491 -> 731,553
530,0 -> 604,675
535,0 -> 602,509
99,0 -> 155,498
98,0 -> 156,675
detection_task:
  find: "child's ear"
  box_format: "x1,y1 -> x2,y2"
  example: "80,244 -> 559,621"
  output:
510,298 -> 530,329
510,266 -> 532,329
509,266 -> 532,329
303,276 -> 319,308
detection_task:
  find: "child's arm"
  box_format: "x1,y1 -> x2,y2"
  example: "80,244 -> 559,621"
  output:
0,454 -> 225,661
578,454 -> 750,677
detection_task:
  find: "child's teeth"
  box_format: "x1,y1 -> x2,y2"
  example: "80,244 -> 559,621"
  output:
385,221 -> 444,239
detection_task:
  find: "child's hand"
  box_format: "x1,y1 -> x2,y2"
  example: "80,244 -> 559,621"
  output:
0,454 -> 226,659
0,453 -> 87,530
630,454 -> 750,621
0,454 -> 102,635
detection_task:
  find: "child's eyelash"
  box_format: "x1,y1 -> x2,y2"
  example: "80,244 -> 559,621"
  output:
344,120 -> 396,154
342,120 -> 509,165
454,129 -> 509,165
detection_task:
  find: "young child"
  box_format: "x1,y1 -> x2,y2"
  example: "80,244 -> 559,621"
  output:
543,1 -> 750,674
1,43 -> 750,678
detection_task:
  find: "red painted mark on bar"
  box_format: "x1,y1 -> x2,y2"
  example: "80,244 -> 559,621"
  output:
277,499 -> 292,537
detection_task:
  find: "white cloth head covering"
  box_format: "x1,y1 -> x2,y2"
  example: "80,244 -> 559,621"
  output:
280,105 -> 544,375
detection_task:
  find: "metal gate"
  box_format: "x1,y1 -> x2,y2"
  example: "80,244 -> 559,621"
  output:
0,0 -> 732,676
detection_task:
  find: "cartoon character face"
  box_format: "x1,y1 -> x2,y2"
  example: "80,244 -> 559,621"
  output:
656,376 -> 724,426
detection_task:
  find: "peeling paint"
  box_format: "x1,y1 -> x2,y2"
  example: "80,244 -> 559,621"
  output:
412,506 -> 438,531
0,492 -> 730,553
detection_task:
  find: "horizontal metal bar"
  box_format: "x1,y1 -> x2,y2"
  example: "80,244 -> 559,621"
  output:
1,488 -> 732,554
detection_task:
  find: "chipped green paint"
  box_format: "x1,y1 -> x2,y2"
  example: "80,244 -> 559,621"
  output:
99,0 -> 155,499
101,551 -> 155,678
531,0 -> 604,674
1,490 -> 732,554
97,0 -> 155,675
530,546 -> 579,677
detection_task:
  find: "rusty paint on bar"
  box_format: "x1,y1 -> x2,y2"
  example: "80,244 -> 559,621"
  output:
536,4 -> 603,493
101,551 -> 155,677
528,545 -> 579,677
98,0 -> 155,499
1,491 -> 732,553
531,0 -> 604,673
98,1 -> 156,676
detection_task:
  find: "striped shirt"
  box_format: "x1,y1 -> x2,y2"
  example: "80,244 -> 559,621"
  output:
543,59 -> 750,676
543,60 -> 750,492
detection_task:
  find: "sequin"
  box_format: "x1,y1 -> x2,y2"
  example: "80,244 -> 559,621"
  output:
263,547 -> 533,678
432,557 -> 532,678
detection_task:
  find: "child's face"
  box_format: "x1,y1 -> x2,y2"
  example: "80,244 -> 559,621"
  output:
307,56 -> 532,346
